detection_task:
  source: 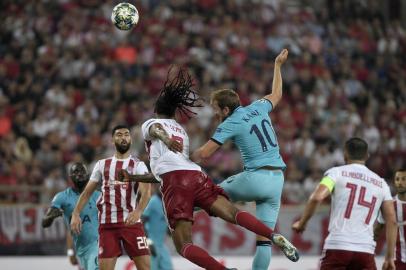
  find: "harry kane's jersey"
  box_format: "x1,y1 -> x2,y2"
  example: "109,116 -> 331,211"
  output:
141,118 -> 201,181
322,163 -> 392,254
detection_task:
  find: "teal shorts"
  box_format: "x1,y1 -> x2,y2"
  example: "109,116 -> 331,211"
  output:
151,245 -> 173,270
220,169 -> 284,229
78,243 -> 99,270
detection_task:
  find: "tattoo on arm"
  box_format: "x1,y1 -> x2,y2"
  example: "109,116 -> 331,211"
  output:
42,207 -> 63,228
149,124 -> 171,145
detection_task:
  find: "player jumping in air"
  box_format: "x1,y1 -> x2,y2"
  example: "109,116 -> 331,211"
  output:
121,67 -> 298,270
193,49 -> 292,270
42,163 -> 100,270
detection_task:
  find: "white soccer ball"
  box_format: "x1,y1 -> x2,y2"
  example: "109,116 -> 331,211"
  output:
111,3 -> 139,31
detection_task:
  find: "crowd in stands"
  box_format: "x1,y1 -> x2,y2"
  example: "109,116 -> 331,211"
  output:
0,0 -> 405,204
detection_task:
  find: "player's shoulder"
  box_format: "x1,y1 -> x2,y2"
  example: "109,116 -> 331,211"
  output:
59,187 -> 72,197
324,165 -> 342,175
142,118 -> 158,127
248,98 -> 273,110
250,98 -> 271,106
95,156 -> 114,165
365,167 -> 385,182
52,188 -> 70,202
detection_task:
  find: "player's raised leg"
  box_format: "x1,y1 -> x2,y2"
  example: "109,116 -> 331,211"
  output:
252,171 -> 284,270
209,195 -> 299,262
172,220 -> 226,270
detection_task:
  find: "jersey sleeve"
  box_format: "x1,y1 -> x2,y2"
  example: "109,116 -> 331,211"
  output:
382,181 -> 393,201
320,167 -> 339,192
211,119 -> 235,145
141,119 -> 158,141
134,161 -> 149,175
249,99 -> 274,114
89,160 -> 102,183
51,192 -> 65,210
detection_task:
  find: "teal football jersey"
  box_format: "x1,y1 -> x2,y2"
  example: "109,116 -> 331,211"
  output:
211,99 -> 286,170
51,188 -> 100,255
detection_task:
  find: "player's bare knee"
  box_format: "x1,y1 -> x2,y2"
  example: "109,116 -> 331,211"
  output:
221,199 -> 239,223
173,221 -> 193,254
173,236 -> 192,254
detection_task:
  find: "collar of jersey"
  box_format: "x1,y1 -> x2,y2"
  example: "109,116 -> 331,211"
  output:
113,155 -> 132,161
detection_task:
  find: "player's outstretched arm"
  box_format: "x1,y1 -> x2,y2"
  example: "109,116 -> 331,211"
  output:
149,123 -> 183,153
42,207 -> 63,228
381,200 -> 397,270
71,181 -> 98,234
263,49 -> 288,109
118,169 -> 159,183
192,140 -> 220,163
125,182 -> 151,225
292,183 -> 330,233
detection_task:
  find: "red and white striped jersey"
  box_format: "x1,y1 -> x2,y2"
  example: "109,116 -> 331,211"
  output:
378,195 -> 406,263
89,155 -> 149,224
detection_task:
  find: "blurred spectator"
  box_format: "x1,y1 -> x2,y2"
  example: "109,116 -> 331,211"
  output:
0,0 -> 405,204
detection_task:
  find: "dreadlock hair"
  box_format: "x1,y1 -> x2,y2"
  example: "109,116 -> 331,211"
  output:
155,67 -> 202,118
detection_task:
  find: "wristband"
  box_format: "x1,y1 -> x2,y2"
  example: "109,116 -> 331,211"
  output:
67,249 -> 75,256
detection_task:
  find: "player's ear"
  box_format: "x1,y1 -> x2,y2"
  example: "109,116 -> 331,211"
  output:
223,106 -> 230,116
343,150 -> 349,163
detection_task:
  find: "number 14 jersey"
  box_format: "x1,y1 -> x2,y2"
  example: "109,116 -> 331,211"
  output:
323,163 -> 392,254
141,118 -> 201,181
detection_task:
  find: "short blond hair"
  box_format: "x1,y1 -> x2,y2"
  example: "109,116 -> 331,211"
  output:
210,89 -> 241,112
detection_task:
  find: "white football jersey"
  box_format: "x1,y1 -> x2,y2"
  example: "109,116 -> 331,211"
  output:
141,118 -> 201,181
323,163 -> 392,254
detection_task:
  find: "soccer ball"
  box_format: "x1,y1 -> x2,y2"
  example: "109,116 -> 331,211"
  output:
111,3 -> 139,31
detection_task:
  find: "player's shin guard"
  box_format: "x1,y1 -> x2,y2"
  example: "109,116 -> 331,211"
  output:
181,243 -> 225,270
253,241 -> 272,270
234,211 -> 274,238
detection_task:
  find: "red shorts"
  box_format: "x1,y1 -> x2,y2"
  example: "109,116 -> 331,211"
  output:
160,170 -> 228,230
396,260 -> 406,270
320,249 -> 376,270
98,222 -> 150,258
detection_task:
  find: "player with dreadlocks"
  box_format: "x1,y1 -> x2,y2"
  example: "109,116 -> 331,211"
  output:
135,67 -> 299,270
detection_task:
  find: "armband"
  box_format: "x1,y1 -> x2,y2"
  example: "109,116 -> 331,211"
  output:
320,176 -> 335,193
